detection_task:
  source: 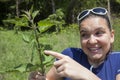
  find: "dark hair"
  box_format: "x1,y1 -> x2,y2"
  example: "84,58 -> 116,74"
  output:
79,12 -> 112,31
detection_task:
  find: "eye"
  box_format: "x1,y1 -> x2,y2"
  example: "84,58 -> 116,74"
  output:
95,31 -> 104,36
81,33 -> 89,39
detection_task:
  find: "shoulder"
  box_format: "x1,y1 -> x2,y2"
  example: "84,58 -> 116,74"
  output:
107,51 -> 120,65
107,51 -> 120,61
108,51 -> 120,75
62,47 -> 83,54
109,51 -> 120,58
61,47 -> 84,58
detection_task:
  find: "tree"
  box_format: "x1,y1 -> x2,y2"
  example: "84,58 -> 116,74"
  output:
107,0 -> 112,25
66,0 -> 78,23
51,0 -> 55,13
16,0 -> 20,17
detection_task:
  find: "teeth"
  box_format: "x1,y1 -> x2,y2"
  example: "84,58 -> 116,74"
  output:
90,48 -> 98,50
89,48 -> 100,52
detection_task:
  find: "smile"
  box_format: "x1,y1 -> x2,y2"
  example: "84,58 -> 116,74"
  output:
88,47 -> 101,53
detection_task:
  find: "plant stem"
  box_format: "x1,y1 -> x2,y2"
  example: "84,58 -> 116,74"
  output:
33,24 -> 45,75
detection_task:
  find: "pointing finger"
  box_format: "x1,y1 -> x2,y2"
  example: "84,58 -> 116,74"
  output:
44,50 -> 65,59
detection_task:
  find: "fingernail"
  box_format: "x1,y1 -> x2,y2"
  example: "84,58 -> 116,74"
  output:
44,50 -> 49,56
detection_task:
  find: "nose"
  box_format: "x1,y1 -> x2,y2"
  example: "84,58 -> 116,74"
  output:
88,35 -> 97,44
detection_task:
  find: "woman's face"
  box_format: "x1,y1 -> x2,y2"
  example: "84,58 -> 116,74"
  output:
80,16 -> 114,62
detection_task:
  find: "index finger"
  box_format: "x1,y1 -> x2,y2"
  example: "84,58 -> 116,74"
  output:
44,50 -> 65,59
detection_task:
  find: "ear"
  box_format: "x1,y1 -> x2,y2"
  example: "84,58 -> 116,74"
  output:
110,29 -> 114,43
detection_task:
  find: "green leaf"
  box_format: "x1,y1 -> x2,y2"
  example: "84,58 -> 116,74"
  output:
2,19 -> 16,24
15,17 -> 28,27
22,10 -> 31,21
43,54 -> 54,67
21,14 -> 30,21
38,19 -> 54,33
32,11 -> 39,20
0,64 -> 27,73
0,63 -> 42,74
14,63 -> 41,72
26,63 -> 40,72
22,34 -> 30,43
116,0 -> 120,3
30,39 -> 37,62
14,64 -> 27,73
13,63 -> 39,73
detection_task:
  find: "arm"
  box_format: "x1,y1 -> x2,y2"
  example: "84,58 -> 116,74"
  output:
45,50 -> 101,80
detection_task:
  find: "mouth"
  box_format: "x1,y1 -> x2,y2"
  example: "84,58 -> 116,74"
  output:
88,47 -> 101,54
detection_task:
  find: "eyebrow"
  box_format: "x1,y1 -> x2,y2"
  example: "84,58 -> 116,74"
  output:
80,29 -> 87,33
80,27 -> 105,33
95,27 -> 105,31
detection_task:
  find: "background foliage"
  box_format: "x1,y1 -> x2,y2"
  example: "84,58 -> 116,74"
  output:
0,0 -> 120,29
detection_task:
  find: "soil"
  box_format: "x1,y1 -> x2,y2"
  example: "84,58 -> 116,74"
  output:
28,71 -> 46,80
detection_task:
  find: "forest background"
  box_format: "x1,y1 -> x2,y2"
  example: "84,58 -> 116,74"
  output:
0,0 -> 120,80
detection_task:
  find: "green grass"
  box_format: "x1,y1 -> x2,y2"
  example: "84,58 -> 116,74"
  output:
0,21 -> 120,80
0,26 -> 80,80
0,31 -> 32,80
113,18 -> 120,51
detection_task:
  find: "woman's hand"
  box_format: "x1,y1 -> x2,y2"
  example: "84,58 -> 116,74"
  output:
44,50 -> 100,80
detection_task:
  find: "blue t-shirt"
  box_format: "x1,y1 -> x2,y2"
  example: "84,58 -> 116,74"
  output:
61,48 -> 120,80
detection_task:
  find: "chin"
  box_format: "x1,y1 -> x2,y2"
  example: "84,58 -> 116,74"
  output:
92,55 -> 103,60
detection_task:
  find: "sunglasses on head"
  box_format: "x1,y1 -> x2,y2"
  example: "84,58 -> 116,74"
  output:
77,7 -> 108,22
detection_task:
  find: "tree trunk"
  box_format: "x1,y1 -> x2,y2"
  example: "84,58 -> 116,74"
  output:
66,0 -> 77,24
107,0 -> 111,20
51,0 -> 55,13
71,10 -> 75,23
16,0 -> 19,17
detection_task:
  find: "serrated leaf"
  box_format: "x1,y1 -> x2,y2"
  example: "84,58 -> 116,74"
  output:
26,63 -> 40,72
22,34 -> 30,43
30,39 -> 37,62
0,64 -> 27,73
21,14 -> 30,21
38,19 -> 54,33
43,55 -> 54,65
2,19 -> 16,24
14,64 -> 27,73
14,63 -> 40,73
32,11 -> 39,20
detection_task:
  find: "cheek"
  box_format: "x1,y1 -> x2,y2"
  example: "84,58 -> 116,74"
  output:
80,36 -> 111,48
80,39 -> 87,48
100,37 -> 111,49
96,36 -> 112,52
100,35 -> 111,45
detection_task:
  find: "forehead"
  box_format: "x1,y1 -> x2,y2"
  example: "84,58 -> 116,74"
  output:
80,17 -> 109,30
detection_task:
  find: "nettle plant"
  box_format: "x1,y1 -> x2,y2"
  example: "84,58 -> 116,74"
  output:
0,7 -> 65,80
18,8 -> 56,80
21,9 -> 48,80
22,8 -> 65,80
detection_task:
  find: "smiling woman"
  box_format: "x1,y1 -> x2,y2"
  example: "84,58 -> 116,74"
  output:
44,7 -> 120,80
80,16 -> 114,66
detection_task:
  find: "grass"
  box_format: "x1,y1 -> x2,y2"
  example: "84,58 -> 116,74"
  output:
0,31 -> 32,80
113,17 -> 120,51
0,20 -> 120,80
0,26 -> 80,80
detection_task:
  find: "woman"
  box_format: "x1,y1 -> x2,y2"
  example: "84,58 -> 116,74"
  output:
44,7 -> 120,80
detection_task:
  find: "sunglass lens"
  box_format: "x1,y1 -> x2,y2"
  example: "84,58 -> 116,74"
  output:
78,10 -> 88,19
93,8 -> 106,13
